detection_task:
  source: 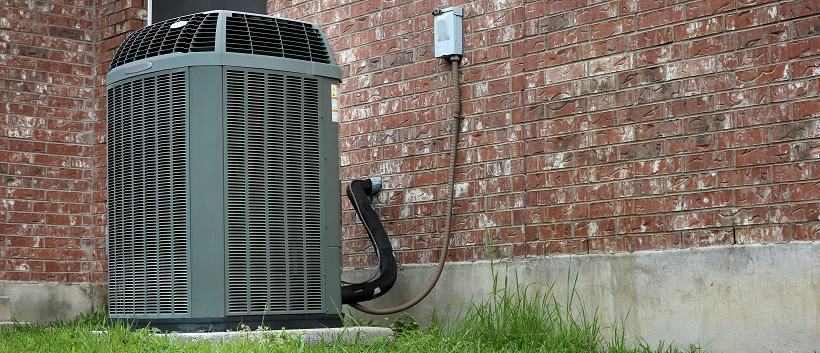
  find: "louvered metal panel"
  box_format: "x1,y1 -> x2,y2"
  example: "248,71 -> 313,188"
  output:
225,69 -> 323,314
224,14 -> 331,64
107,71 -> 189,315
107,10 -> 342,330
111,13 -> 218,69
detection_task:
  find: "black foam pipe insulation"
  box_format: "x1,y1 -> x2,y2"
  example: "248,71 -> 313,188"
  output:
341,178 -> 398,305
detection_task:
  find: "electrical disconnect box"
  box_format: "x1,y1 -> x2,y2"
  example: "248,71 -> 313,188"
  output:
434,7 -> 463,58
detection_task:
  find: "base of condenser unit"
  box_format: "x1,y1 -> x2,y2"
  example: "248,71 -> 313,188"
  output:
109,313 -> 344,332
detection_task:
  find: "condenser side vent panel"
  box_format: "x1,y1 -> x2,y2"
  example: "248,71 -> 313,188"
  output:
111,12 -> 218,69
107,70 -> 189,315
224,14 -> 331,64
224,69 -> 323,314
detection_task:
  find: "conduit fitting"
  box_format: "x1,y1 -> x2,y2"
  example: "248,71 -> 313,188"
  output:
369,176 -> 383,194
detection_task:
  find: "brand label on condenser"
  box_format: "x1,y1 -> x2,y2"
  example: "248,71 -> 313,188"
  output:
331,84 -> 340,123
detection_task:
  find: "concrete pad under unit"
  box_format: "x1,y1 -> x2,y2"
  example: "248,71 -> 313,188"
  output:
167,326 -> 394,345
92,327 -> 394,345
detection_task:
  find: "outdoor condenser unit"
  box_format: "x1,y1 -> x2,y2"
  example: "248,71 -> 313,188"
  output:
106,10 -> 342,331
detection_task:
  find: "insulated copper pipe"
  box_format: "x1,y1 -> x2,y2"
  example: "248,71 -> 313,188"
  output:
349,55 -> 462,315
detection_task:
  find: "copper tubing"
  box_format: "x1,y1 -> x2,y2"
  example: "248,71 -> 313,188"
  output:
349,56 -> 462,315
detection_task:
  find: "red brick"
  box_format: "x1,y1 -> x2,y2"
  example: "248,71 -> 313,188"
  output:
794,99 -> 820,121
726,5 -> 779,30
589,53 -> 634,76
675,17 -> 723,40
771,78 -> 820,102
780,0 -> 819,20
547,26 -> 589,48
736,145 -> 792,167
793,16 -> 820,38
684,34 -> 733,58
589,125 -> 634,147
618,66 -> 664,88
735,104 -> 790,127
774,120 -> 817,142
590,17 -> 635,40
665,56 -> 717,80
681,229 -> 734,248
576,147 -> 618,167
589,236 -> 632,253
686,0 -> 734,19
792,223 -> 820,241
792,57 -> 820,80
770,202 -> 820,223
577,2 -> 618,24
530,47 -> 580,69
716,128 -> 769,149
670,211 -> 716,230
590,200 -> 632,219
546,204 -> 588,222
544,239 -> 588,255
633,233 -> 681,251
735,185 -> 791,206
621,0 -> 665,14
4,0 -> 819,275
618,177 -> 666,197
636,5 -> 684,30
683,151 -> 734,172
715,86 -> 769,110
627,26 -> 674,50
547,0 -> 587,14
581,37 -> 626,60
736,63 -> 790,88
618,215 -> 666,234
736,23 -> 790,49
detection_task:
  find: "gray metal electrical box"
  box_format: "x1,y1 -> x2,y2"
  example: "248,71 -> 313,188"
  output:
434,7 -> 463,58
106,10 -> 342,332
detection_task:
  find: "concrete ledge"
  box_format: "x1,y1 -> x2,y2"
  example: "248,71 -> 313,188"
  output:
0,296 -> 29,329
344,242 -> 820,353
0,281 -> 106,324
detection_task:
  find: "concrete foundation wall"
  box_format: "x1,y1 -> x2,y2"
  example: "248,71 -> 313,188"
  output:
0,281 -> 106,324
344,242 -> 820,353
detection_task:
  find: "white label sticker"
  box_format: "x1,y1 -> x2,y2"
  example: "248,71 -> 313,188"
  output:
331,84 -> 340,123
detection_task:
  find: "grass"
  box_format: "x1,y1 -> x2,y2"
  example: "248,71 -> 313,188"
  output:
0,272 -> 708,353
444,264 -> 707,353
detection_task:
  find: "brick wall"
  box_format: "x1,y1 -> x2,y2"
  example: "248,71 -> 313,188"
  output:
269,0 -> 819,267
0,0 -> 146,284
0,0 -> 98,282
91,0 -> 148,283
1,0 -> 817,285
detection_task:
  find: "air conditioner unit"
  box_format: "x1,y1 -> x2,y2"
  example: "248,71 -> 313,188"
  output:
106,10 -> 342,332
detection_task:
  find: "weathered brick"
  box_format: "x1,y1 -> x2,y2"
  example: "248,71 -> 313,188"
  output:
778,38 -> 819,63
636,5 -> 684,30
780,0 -> 819,20
547,26 -> 589,48
737,23 -> 790,48
686,0 -> 734,19
681,229 -> 734,248
3,0 -> 819,278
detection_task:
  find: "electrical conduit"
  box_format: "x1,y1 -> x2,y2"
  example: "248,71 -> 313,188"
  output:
344,54 -> 462,314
